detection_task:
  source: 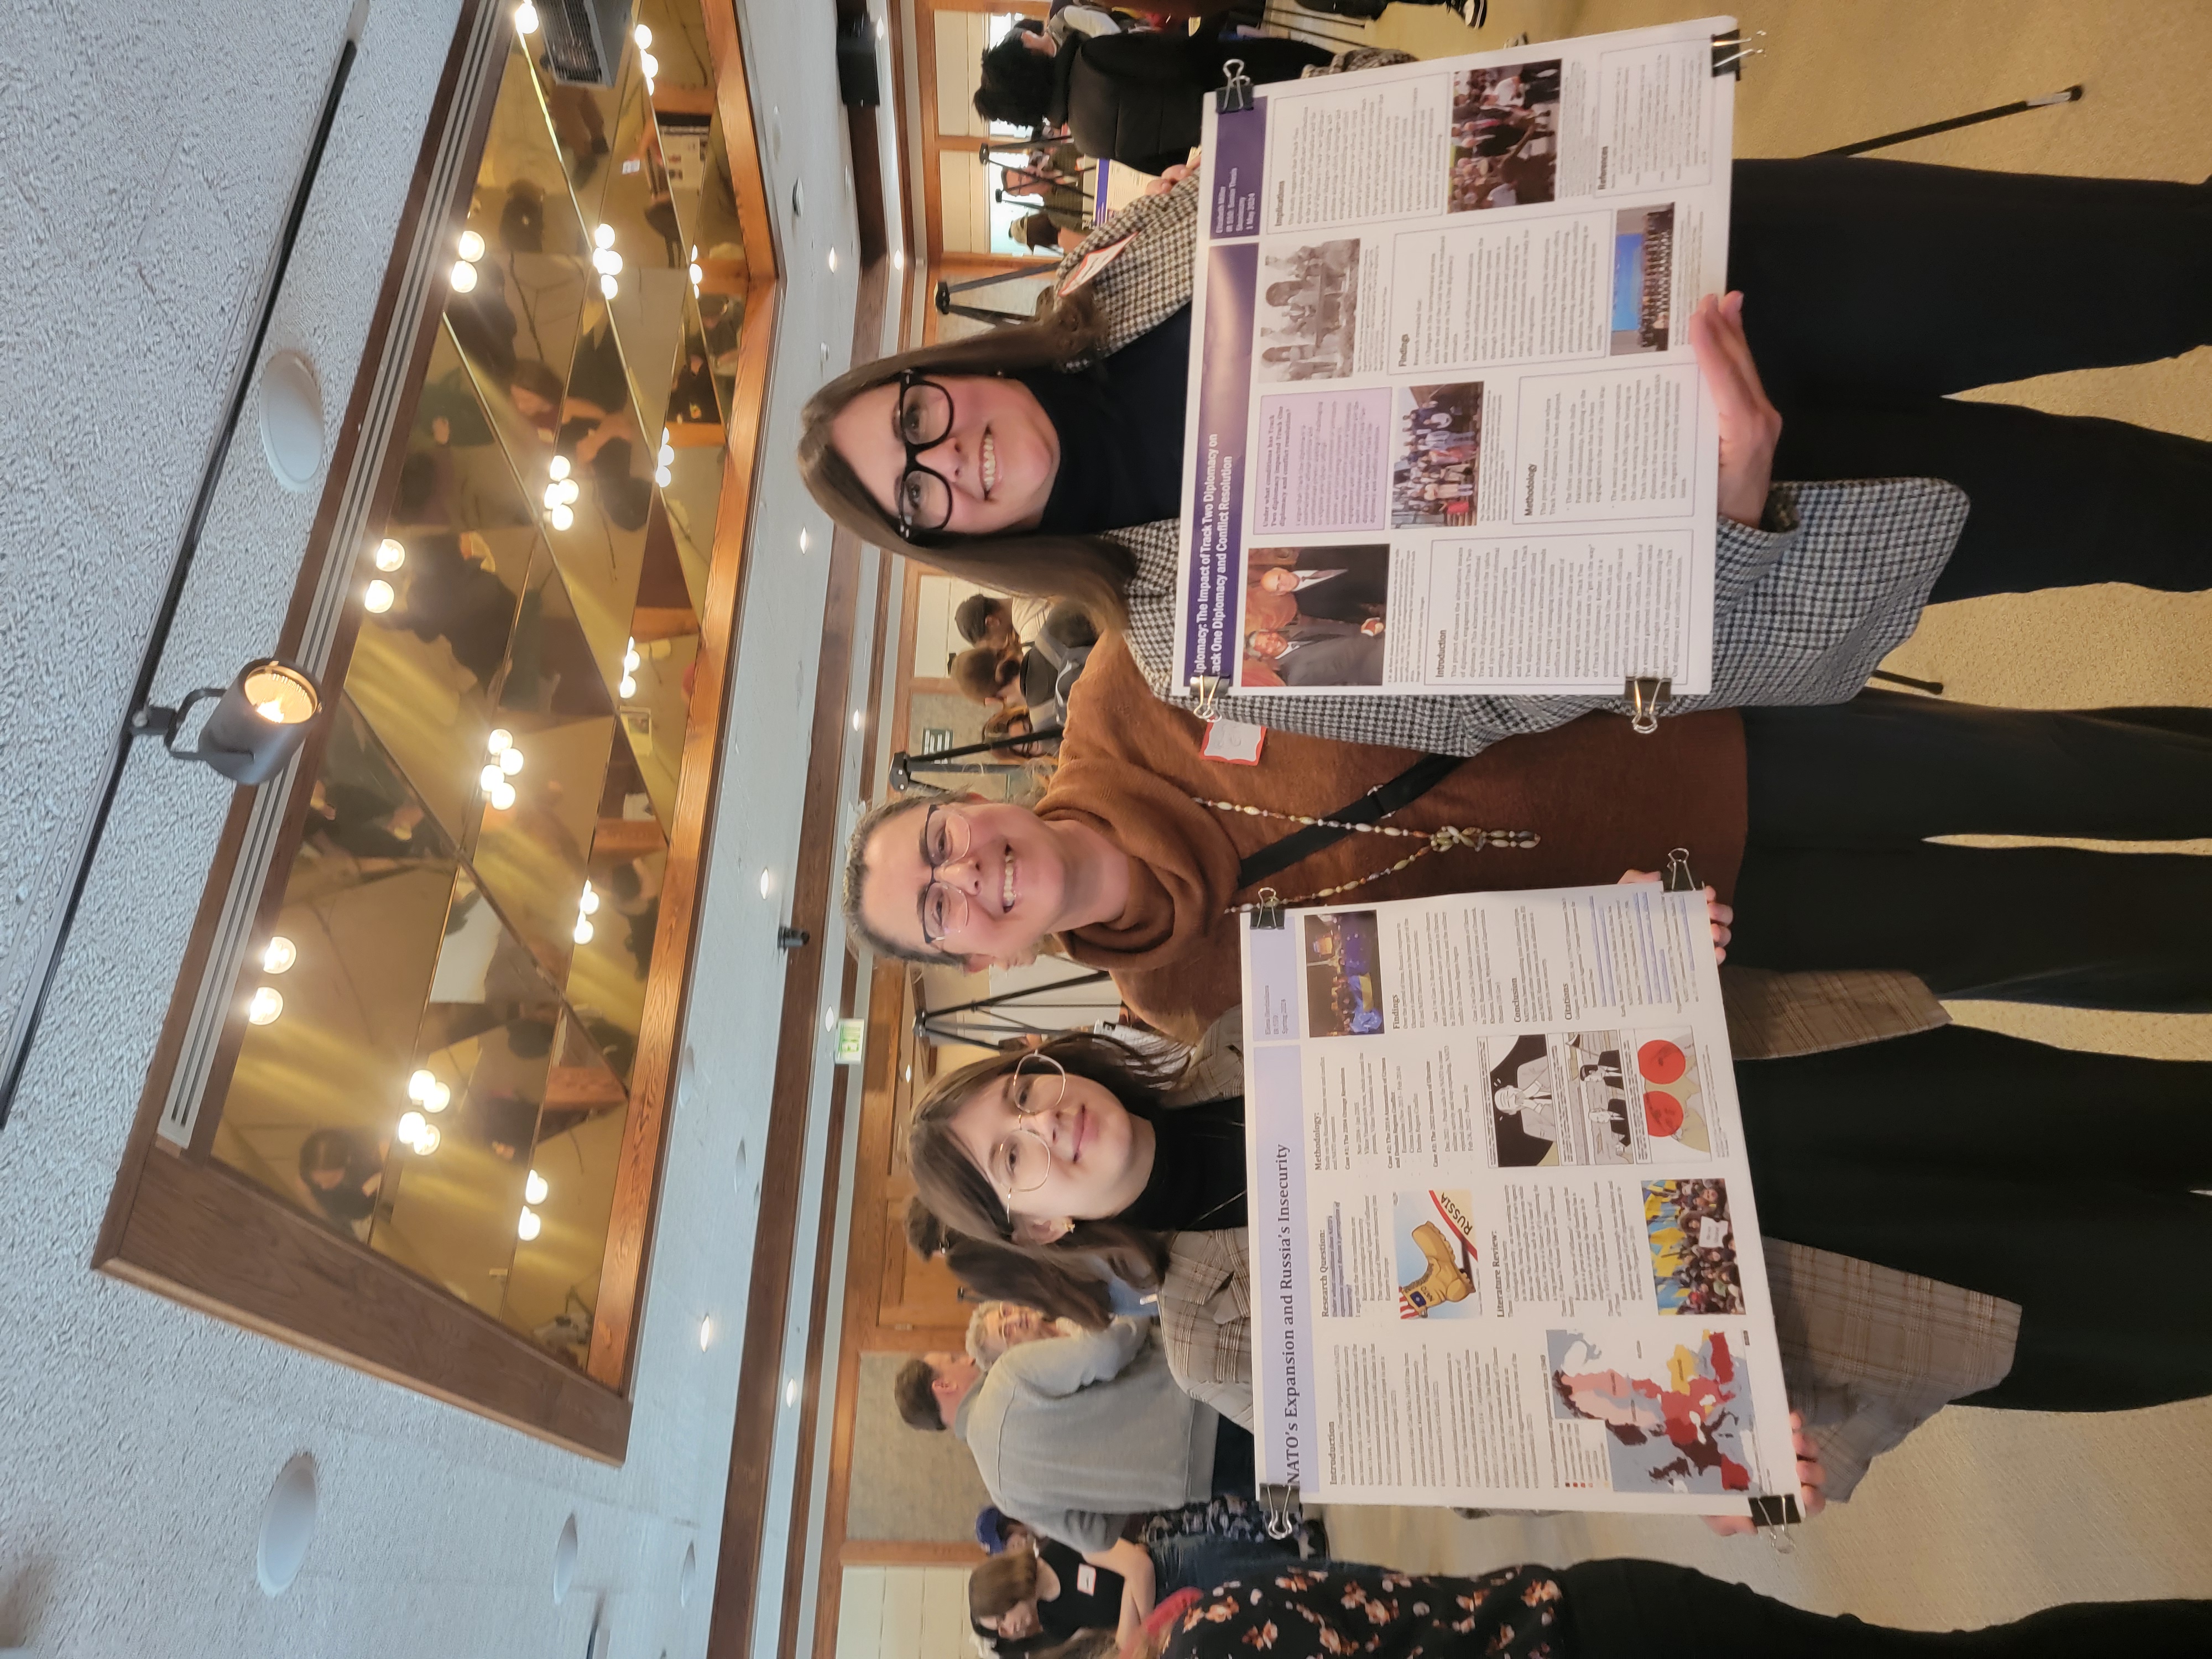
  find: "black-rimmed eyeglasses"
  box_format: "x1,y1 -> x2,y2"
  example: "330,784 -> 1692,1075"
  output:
893,370 -> 957,539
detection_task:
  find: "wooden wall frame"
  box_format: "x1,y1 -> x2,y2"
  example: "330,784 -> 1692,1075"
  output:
93,0 -> 783,1463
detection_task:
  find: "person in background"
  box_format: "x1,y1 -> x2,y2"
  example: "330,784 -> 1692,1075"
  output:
974,21 -> 1330,171
954,643 -> 1027,709
891,1316 -> 1250,1551
296,1128 -> 386,1232
968,1521 -> 1297,1653
1014,210 -> 1088,254
968,1298 -> 1079,1367
956,592 -> 1056,651
1118,1558 -> 2211,1659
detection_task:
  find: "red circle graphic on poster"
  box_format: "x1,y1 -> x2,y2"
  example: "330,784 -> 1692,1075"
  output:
1644,1090 -> 1685,1138
1638,1039 -> 1687,1083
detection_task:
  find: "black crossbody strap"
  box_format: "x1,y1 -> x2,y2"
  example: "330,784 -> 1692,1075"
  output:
1234,752 -> 1465,890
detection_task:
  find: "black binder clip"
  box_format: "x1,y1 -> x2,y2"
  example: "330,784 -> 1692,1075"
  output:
1661,847 -> 1698,893
1250,888 -> 1286,931
1190,674 -> 1228,722
1625,675 -> 1672,735
1749,1490 -> 1802,1554
1749,1493 -> 1803,1526
1218,58 -> 1255,114
1711,29 -> 1765,77
1259,1480 -> 1302,1540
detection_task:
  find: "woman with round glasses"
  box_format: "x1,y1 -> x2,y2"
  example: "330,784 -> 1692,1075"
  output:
908,1033 -> 1241,1285
906,1026 -> 2212,1512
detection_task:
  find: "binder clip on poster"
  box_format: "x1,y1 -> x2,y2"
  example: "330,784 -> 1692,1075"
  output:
1750,1490 -> 1803,1553
1218,59 -> 1255,114
1259,1480 -> 1302,1540
1710,28 -> 1765,77
1625,675 -> 1672,734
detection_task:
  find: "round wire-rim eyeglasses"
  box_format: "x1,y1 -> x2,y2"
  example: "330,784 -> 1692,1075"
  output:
990,1054 -> 1068,1202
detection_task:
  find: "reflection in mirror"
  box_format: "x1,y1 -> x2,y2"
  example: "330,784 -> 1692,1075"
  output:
348,322 -> 540,838
450,40 -> 593,494
561,724 -> 667,1086
215,697 -> 462,1233
371,867 -> 567,1317
197,0 -> 766,1390
594,91 -> 688,426
522,10 -> 648,234
469,539 -> 618,975
620,498 -> 698,827
500,1015 -> 633,1363
690,106 -> 751,421
658,291 -> 725,612
547,302 -> 653,692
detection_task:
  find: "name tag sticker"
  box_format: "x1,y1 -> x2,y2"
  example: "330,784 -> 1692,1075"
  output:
1058,233 -> 1139,295
1075,1565 -> 1098,1594
1203,719 -> 1266,765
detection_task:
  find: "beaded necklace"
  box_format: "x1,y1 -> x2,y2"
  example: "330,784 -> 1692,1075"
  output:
1191,797 -> 1539,914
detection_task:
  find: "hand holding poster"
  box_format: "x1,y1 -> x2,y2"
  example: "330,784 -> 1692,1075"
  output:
1240,883 -> 1803,1519
1178,18 -> 1738,700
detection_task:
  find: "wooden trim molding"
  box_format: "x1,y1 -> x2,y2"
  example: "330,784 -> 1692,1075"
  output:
706,526 -> 865,1659
839,1541 -> 987,1567
109,1148 -> 627,1459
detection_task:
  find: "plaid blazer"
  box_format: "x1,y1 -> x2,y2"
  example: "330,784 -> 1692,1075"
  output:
1159,1225 -> 2017,1507
1055,175 -> 1971,758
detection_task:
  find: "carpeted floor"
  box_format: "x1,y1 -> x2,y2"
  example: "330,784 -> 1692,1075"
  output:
1295,0 -> 2212,1629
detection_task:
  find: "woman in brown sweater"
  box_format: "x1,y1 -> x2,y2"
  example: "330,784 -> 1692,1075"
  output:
847,628 -> 2212,1033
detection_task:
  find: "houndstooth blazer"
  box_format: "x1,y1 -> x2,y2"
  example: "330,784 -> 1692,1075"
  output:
1054,173 -> 1971,758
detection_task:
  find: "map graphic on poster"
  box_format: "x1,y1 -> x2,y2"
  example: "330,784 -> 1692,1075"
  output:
1545,1328 -> 1756,1494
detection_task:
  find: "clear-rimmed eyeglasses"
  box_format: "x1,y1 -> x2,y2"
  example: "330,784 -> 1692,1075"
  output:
989,1054 -> 1068,1202
892,369 -> 956,539
920,802 -> 977,949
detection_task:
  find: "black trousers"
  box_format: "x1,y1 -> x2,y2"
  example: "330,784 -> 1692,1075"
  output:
1210,1416 -> 1257,1496
1730,695 -> 2212,1011
1736,1025 -> 2212,1412
1730,158 -> 2212,600
1562,1558 -> 2212,1659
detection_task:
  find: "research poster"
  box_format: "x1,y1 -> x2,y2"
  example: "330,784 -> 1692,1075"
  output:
1178,18 -> 1737,699
1239,883 -> 1804,1519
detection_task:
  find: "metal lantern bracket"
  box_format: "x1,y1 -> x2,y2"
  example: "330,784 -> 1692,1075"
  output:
128,686 -> 229,753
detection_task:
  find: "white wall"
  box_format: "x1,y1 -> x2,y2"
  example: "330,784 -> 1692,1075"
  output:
0,1 -> 875,1655
834,1567 -> 971,1659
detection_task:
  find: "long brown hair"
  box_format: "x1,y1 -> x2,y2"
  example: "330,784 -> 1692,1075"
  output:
909,1032 -> 1182,1292
945,1232 -> 1119,1329
969,1549 -> 1039,1621
795,287 -> 1139,623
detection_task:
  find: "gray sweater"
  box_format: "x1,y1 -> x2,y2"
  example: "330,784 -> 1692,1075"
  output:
956,1318 -> 1219,1550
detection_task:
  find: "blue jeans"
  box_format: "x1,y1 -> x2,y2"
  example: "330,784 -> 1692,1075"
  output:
1150,1534 -> 1298,1600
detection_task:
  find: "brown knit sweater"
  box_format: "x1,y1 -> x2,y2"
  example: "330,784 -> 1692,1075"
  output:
1038,634 -> 1747,1034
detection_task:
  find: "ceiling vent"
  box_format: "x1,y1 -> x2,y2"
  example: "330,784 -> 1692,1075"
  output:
538,0 -> 633,87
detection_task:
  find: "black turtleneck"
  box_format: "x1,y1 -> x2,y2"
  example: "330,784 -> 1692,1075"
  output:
1118,1095 -> 1246,1233
1016,302 -> 1192,535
